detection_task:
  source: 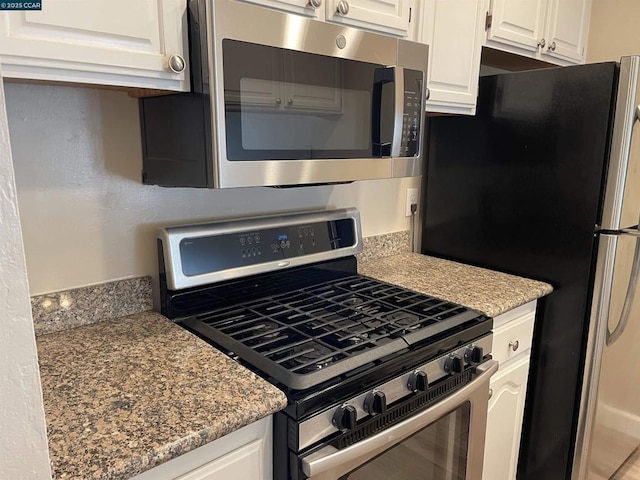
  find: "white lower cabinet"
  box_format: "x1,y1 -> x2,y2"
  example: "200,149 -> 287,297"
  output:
175,440 -> 264,480
484,355 -> 530,480
483,301 -> 536,480
131,416 -> 272,480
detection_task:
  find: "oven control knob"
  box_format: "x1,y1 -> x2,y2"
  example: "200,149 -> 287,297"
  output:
332,404 -> 357,431
364,390 -> 387,415
407,370 -> 428,392
444,354 -> 465,374
465,346 -> 484,365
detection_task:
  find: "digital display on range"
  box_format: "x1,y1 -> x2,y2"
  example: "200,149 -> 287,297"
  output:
180,219 -> 355,277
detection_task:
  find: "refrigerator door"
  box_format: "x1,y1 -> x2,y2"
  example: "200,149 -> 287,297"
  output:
573,231 -> 640,480
423,61 -> 619,480
601,56 -> 640,231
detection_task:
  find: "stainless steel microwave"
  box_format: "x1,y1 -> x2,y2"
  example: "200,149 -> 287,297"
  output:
139,0 -> 429,188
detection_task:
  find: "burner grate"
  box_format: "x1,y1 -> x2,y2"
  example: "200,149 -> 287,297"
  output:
187,275 -> 482,389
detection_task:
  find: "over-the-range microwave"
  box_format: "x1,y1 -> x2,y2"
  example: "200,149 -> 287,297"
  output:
139,0 -> 429,188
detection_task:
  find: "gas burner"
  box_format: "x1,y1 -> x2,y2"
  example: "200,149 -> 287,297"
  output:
385,311 -> 420,327
293,342 -> 334,369
253,320 -> 280,339
343,295 -> 366,307
180,273 -> 485,389
346,332 -> 370,344
163,209 -> 489,394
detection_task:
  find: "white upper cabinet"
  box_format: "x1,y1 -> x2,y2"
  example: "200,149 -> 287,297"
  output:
418,0 -> 487,115
325,0 -> 411,37
0,0 -> 188,91
487,0 -> 548,53
485,0 -> 592,65
544,0 -> 591,63
237,0 -> 323,18
239,0 -> 412,37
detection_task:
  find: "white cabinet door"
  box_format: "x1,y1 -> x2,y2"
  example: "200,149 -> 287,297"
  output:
543,0 -> 591,63
420,0 -> 487,115
487,0 -> 548,53
175,440 -> 265,480
0,0 -> 188,91
483,354 -> 531,480
325,0 -> 410,37
131,417 -> 272,480
236,0 -> 323,18
485,0 -> 590,65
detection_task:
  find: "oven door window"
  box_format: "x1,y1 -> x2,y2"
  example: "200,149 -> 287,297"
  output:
341,403 -> 470,480
222,39 -> 394,161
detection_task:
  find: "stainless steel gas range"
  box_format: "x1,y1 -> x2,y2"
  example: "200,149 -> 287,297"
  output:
158,208 -> 496,480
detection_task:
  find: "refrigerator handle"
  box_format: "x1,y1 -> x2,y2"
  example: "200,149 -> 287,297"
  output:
600,56 -> 640,230
607,227 -> 640,345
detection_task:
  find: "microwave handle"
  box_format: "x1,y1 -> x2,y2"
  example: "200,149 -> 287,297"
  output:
390,67 -> 404,158
372,66 -> 404,158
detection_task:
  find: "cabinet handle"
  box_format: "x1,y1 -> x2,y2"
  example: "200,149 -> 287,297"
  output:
287,98 -> 294,106
509,340 -> 520,352
336,0 -> 350,16
276,98 -> 282,105
548,41 -> 557,52
425,87 -> 430,101
168,54 -> 186,74
308,0 -> 322,7
488,388 -> 493,399
537,38 -> 546,48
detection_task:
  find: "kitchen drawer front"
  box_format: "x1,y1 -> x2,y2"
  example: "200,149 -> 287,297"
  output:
492,305 -> 536,364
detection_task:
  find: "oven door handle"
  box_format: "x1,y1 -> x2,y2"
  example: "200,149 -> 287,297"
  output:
300,360 -> 499,480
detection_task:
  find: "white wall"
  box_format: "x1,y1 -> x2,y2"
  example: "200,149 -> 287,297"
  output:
0,74 -> 52,479
587,0 -> 640,63
5,83 -> 419,296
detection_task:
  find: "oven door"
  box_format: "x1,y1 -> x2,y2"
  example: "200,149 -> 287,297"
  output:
300,360 -> 498,480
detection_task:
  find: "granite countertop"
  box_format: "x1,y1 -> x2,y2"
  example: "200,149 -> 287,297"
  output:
34,247 -> 552,479
358,252 -> 553,317
36,311 -> 288,480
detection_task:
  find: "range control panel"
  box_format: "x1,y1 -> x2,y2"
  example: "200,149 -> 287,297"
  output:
180,218 -> 355,277
399,69 -> 423,157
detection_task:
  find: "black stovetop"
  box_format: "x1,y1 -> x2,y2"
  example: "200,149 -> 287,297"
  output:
164,258 -> 490,399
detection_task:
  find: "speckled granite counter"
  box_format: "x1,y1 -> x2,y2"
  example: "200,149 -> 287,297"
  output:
36,311 -> 288,480
359,253 -> 553,317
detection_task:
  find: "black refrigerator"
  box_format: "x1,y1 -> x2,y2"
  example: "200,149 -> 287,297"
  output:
422,57 -> 640,480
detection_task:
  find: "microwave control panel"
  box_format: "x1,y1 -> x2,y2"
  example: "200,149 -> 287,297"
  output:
400,69 -> 423,157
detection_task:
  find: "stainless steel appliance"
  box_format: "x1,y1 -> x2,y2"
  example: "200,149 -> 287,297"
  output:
139,0 -> 428,189
421,56 -> 640,480
158,208 -> 496,479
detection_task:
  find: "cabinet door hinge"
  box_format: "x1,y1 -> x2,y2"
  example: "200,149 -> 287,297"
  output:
485,12 -> 493,30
